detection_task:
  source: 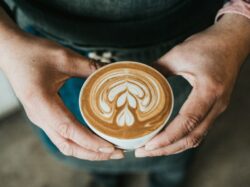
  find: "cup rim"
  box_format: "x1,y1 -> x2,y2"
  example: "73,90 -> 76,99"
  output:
78,61 -> 174,141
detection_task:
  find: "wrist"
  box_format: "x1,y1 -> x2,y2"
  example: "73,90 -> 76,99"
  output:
213,14 -> 250,65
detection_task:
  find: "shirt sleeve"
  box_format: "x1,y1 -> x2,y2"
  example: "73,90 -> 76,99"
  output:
216,0 -> 250,21
0,1 -> 15,20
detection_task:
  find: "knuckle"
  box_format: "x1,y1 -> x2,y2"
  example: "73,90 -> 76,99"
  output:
213,81 -> 226,96
215,86 -> 225,97
205,89 -> 217,101
23,98 -> 46,125
185,134 -> 202,149
57,122 -> 74,139
218,100 -> 230,113
22,90 -> 44,108
24,107 -> 37,124
165,134 -> 177,145
21,89 -> 37,103
182,114 -> 201,134
58,141 -> 73,156
90,153 -> 108,161
22,90 -> 48,113
205,79 -> 225,98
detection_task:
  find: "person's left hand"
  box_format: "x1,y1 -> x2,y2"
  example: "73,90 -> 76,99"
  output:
135,14 -> 250,157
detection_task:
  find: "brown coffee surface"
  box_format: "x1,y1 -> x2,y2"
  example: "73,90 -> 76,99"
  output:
80,61 -> 173,139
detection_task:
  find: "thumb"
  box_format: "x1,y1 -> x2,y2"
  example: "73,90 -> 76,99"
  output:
61,49 -> 101,78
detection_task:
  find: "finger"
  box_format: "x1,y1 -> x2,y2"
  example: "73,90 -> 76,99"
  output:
136,104 -> 220,157
145,85 -> 216,151
35,94 -> 116,154
61,49 -> 101,77
136,129 -> 204,158
44,127 -> 124,160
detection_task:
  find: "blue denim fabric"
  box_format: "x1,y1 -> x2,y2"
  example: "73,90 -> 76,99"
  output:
25,26 -> 195,187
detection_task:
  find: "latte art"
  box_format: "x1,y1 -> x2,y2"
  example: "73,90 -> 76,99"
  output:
80,62 -> 173,139
96,75 -> 162,128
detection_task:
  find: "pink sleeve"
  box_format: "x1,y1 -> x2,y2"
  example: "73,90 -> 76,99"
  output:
215,0 -> 250,21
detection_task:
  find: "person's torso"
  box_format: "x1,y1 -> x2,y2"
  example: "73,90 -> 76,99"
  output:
14,0 -> 224,47
34,0 -> 184,21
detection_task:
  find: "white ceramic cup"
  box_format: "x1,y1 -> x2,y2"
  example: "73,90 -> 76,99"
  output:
79,62 -> 174,150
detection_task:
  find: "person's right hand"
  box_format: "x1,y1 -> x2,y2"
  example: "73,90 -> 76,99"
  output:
0,32 -> 124,161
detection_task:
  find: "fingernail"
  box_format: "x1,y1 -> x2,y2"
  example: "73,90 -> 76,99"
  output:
135,151 -> 146,158
110,152 -> 124,160
99,147 -> 114,154
145,144 -> 157,151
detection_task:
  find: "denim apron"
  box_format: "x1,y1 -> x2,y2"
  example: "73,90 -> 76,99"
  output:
24,26 -> 193,174
13,0 -> 223,180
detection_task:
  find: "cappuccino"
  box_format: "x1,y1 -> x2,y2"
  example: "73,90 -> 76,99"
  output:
79,61 -> 173,141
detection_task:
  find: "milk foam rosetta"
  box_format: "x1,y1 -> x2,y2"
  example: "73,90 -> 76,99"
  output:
80,62 -> 173,139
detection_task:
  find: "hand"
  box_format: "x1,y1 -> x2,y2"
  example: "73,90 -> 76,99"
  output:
135,14 -> 250,157
0,32 -> 124,161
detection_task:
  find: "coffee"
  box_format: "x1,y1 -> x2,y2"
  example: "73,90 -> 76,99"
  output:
80,61 -> 173,139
